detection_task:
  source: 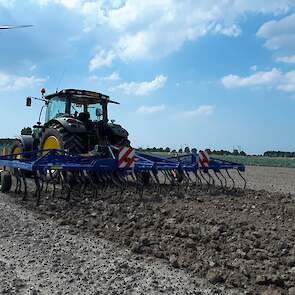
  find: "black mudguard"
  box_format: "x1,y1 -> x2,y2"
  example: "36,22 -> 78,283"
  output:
16,135 -> 37,152
48,118 -> 87,133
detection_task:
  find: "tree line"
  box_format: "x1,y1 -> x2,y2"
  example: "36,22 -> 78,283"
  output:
137,147 -> 247,155
263,151 -> 295,158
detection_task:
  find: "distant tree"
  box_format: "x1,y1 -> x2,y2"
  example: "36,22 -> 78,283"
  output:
205,148 -> 212,154
21,127 -> 32,135
184,146 -> 190,153
152,147 -> 157,152
165,147 -> 170,153
171,149 -> 177,153
191,148 -> 197,154
240,151 -> 247,156
158,147 -> 164,152
178,148 -> 183,153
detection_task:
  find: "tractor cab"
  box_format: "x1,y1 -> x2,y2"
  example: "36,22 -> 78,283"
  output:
44,89 -> 119,123
22,88 -> 130,155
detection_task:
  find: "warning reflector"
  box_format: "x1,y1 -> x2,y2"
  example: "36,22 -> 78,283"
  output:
118,147 -> 135,168
198,150 -> 210,168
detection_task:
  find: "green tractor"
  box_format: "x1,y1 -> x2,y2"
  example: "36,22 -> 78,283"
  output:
11,89 -> 130,156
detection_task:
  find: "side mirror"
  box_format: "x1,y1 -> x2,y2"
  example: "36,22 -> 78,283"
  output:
26,97 -> 32,107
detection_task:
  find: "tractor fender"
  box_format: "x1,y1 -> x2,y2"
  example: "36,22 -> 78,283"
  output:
16,135 -> 37,152
48,118 -> 87,133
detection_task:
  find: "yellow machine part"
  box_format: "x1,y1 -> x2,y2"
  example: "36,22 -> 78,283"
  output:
12,146 -> 23,160
42,136 -> 62,151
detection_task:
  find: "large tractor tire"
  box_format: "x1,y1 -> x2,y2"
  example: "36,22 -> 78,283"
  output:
40,123 -> 85,154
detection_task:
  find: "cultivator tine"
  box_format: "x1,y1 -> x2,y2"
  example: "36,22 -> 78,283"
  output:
58,171 -> 71,201
34,172 -> 42,206
207,171 -> 215,186
133,172 -> 143,196
151,171 -> 161,192
237,169 -> 247,189
199,170 -> 210,187
112,171 -> 127,194
49,170 -> 58,198
193,170 -> 203,189
86,171 -> 98,198
182,172 -> 190,192
80,170 -> 89,194
219,171 -> 228,188
14,169 -> 21,194
225,169 -> 235,189
20,170 -> 28,200
213,170 -> 223,188
185,171 -> 194,185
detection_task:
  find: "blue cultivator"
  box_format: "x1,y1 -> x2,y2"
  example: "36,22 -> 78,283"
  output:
0,146 -> 246,205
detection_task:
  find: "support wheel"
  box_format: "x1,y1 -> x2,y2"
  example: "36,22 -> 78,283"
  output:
0,171 -> 12,193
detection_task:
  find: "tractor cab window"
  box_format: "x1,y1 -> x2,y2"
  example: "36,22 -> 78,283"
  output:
71,103 -> 84,117
88,104 -> 103,121
46,97 -> 67,122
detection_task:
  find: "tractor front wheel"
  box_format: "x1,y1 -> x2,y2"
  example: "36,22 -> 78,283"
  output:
40,124 -> 85,155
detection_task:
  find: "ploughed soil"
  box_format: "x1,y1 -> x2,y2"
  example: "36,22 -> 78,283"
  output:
4,175 -> 295,295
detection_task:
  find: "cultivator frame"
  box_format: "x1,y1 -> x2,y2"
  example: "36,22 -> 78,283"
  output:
0,147 -> 246,205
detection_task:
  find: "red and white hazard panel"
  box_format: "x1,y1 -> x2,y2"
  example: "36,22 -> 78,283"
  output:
118,147 -> 135,168
198,150 -> 210,168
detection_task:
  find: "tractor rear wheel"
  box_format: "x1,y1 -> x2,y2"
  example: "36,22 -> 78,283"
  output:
40,123 -> 85,154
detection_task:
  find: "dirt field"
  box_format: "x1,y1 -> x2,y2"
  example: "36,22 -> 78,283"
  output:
0,166 -> 295,294
247,166 -> 295,194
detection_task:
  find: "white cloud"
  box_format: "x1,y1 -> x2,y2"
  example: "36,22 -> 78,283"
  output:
221,68 -> 282,89
276,55 -> 295,63
278,71 -> 295,92
137,104 -> 166,114
113,75 -> 167,96
89,49 -> 115,71
0,72 -> 46,91
257,13 -> 295,50
250,65 -> 258,71
89,72 -> 120,81
180,105 -> 216,118
29,64 -> 37,71
107,0 -> 293,60
214,24 -> 241,37
101,72 -> 120,81
0,0 -> 15,7
35,0 -> 295,62
81,1 -> 107,32
35,0 -> 83,8
222,68 -> 295,93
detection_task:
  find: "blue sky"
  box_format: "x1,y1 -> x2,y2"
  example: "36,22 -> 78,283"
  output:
1,0 -> 295,154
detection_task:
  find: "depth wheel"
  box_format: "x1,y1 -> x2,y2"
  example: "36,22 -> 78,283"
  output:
40,123 -> 85,154
0,171 -> 12,193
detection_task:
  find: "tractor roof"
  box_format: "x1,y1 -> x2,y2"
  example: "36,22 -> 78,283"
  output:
45,89 -> 119,105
